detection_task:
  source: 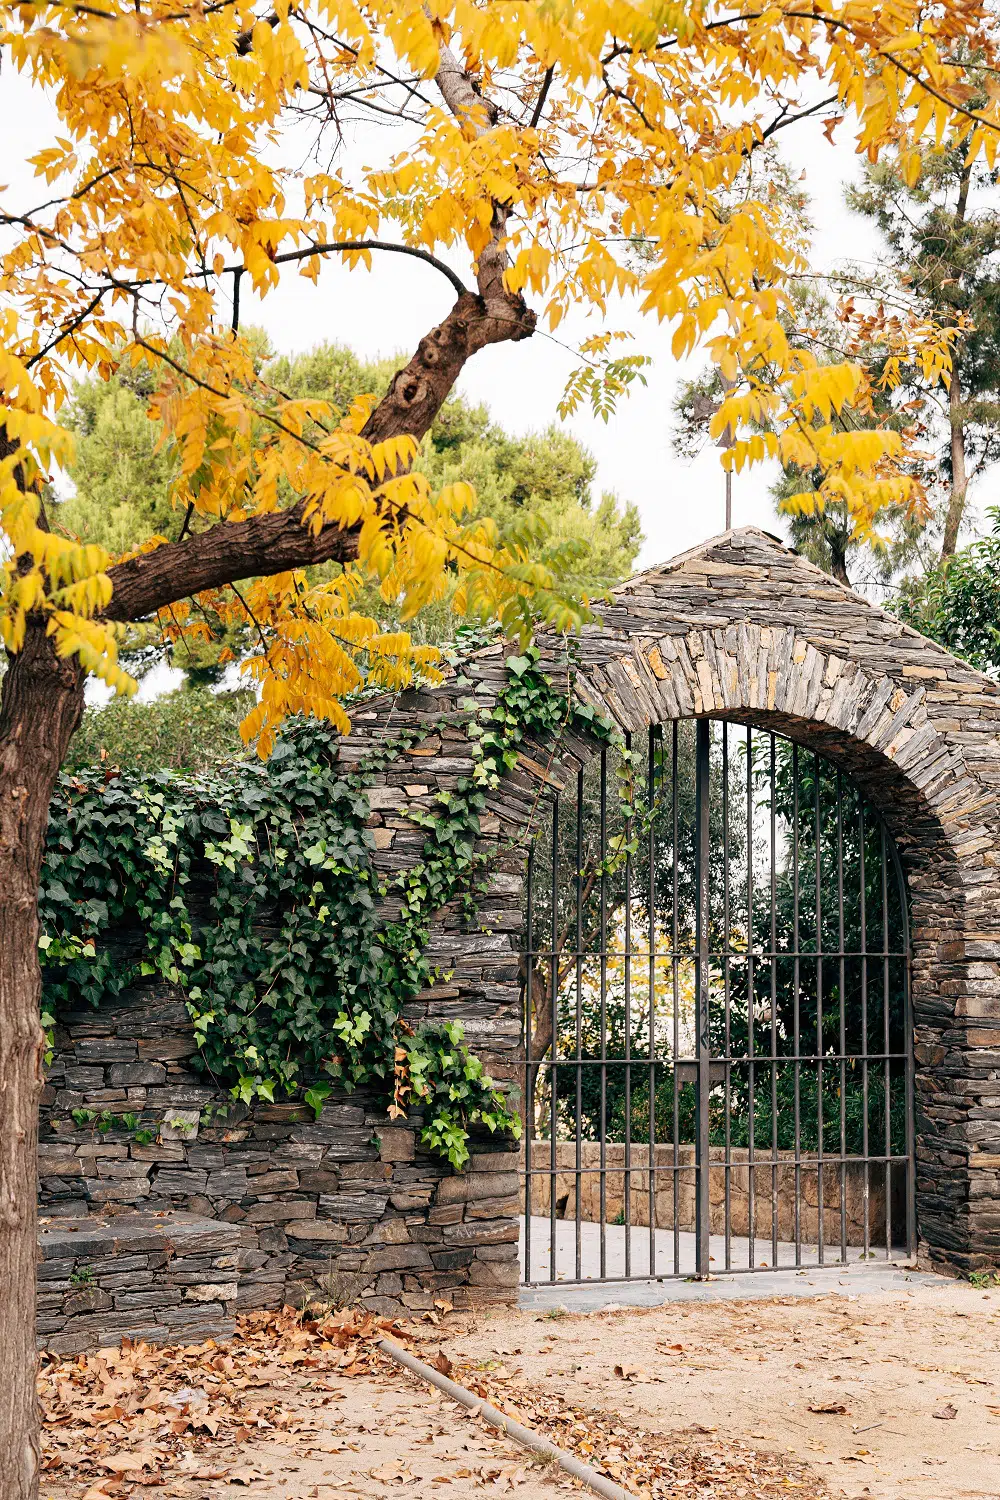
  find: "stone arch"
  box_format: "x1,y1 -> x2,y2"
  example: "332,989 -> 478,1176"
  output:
352,528 -> 1000,1278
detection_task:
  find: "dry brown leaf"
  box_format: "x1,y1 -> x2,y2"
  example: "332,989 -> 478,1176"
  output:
933,1404 -> 958,1420
807,1402 -> 849,1415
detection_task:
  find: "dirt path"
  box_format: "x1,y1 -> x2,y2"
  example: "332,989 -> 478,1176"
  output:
450,1278 -> 1000,1499
40,1278 -> 1000,1500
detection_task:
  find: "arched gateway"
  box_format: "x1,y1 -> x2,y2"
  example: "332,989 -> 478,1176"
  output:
348,527 -> 1000,1292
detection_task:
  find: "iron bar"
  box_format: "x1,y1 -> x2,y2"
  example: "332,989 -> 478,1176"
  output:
518,716 -> 912,1289
695,718 -> 711,1277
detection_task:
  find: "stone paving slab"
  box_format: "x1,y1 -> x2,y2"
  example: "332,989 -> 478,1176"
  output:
518,1215 -> 944,1311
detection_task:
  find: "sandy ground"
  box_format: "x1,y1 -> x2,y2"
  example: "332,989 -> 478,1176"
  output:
42,1277 -> 1000,1500
453,1277 -> 1000,1499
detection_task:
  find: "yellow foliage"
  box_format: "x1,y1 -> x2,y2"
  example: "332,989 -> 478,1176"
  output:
2,0 -> 998,744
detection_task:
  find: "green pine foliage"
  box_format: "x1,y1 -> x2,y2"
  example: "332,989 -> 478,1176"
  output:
66,688 -> 253,774
896,507 -> 1000,676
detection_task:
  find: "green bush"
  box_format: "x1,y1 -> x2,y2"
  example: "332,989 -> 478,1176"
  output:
66,688 -> 254,774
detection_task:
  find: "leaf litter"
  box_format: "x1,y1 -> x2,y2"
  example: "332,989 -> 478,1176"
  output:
39,1306 -> 417,1495
38,1304 -> 837,1500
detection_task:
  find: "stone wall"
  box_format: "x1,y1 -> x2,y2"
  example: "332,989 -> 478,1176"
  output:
38,1213 -> 239,1355
38,527 -> 1000,1298
524,1143 -> 905,1248
40,986 -> 520,1320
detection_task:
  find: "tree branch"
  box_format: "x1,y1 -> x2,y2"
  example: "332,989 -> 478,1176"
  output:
98,35 -> 535,626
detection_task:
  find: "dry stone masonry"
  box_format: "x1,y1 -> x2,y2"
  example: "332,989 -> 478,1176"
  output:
38,527 -> 1000,1346
37,1214 -> 239,1354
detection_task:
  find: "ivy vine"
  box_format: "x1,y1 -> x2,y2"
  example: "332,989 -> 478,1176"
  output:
40,647 -> 612,1168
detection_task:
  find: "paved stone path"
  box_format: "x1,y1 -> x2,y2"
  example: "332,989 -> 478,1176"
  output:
518,1215 -> 942,1311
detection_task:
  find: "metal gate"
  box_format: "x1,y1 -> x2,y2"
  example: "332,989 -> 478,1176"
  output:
519,718 -> 915,1286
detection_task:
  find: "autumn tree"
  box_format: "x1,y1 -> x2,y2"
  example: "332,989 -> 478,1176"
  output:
3,3 -> 1000,1494
60,338 -> 642,672
846,141 -> 1000,559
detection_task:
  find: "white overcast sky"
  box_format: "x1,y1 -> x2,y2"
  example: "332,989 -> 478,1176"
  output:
0,61 -> 888,571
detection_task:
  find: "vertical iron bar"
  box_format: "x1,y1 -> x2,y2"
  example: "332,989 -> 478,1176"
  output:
695,718 -> 712,1277
793,744 -> 801,1266
860,800 -> 870,1259
746,726 -> 756,1271
769,733 -> 779,1268
549,796 -> 559,1282
814,753 -> 825,1265
723,723 -> 732,1272
648,726 -> 658,1278
881,824 -> 892,1259
574,767 -> 584,1283
895,838 -> 917,1258
524,843 -> 534,1284
837,771 -> 848,1265
671,723 -> 681,1276
599,747 -> 608,1281
624,730 -> 633,1278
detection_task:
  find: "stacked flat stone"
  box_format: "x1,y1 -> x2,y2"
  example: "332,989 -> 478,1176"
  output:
37,1213 -> 239,1354
40,992 -> 520,1316
38,528 -> 1000,1303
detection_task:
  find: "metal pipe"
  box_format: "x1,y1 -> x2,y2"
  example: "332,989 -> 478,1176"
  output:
379,1338 -> 636,1500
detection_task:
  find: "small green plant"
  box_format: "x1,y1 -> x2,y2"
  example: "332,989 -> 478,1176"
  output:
198,1102 -> 231,1129
969,1270 -> 1000,1289
69,1266 -> 94,1286
133,1129 -> 155,1146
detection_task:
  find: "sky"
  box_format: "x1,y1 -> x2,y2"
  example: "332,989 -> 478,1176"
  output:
0,62 -> 886,573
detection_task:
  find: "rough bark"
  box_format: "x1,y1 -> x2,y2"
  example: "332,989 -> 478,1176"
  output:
941,161 -> 972,564
942,359 -> 968,561
0,621 -> 85,1500
829,540 -> 851,588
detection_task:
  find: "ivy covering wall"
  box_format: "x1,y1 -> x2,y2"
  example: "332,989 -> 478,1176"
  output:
41,650 -> 610,1168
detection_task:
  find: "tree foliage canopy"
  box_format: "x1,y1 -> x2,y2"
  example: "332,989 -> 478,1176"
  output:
5,0 -> 1000,747
59,340 -> 642,663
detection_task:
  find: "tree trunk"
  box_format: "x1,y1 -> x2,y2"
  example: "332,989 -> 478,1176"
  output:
829,536 -> 851,588
0,621 -> 85,1500
942,360 -> 968,561
941,161 -> 971,564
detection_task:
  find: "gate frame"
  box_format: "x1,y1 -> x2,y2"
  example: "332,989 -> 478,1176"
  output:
518,713 -> 916,1288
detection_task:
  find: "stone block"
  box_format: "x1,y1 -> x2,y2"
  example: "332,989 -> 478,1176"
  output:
318,1192 -> 390,1222
154,1170 -> 209,1196
206,1168 -> 249,1198
74,1039 -> 139,1063
362,1243 -> 433,1273
246,1169 -> 299,1194
285,1220 -> 347,1242
107,1063 -> 167,1087
183,1283 -> 237,1303
377,1128 -> 415,1163
160,1110 -> 200,1142
436,1171 -> 519,1205
245,1200 -> 316,1225
65,1287 -> 113,1315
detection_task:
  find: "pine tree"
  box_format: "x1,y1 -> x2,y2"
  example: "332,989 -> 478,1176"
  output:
847,145 -> 1000,559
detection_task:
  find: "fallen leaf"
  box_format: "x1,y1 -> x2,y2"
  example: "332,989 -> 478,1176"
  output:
434,1351 -> 453,1378
933,1404 -> 958,1421
808,1402 -> 849,1415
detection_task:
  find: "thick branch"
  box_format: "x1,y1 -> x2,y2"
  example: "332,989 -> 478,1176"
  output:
104,38 -> 534,624
105,287 -> 534,621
